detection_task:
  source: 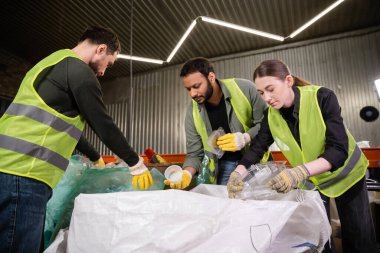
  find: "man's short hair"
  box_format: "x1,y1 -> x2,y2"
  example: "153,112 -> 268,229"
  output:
79,26 -> 121,54
180,57 -> 214,79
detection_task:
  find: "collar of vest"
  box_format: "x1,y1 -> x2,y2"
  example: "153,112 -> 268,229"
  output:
193,79 -> 231,111
279,85 -> 301,118
218,79 -> 232,101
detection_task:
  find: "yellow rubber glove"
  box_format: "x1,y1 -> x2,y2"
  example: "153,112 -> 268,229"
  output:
217,133 -> 250,152
93,157 -> 105,169
268,166 -> 310,193
132,170 -> 154,190
227,171 -> 244,199
164,170 -> 192,189
129,157 -> 154,190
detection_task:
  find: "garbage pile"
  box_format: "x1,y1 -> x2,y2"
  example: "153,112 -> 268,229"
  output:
44,155 -> 165,249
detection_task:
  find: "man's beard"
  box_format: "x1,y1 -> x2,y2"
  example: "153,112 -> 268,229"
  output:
194,80 -> 213,104
204,80 -> 213,101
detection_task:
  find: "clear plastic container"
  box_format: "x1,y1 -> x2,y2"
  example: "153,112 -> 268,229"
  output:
164,165 -> 183,183
237,162 -> 287,200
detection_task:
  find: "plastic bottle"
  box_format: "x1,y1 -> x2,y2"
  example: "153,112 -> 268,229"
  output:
243,162 -> 286,187
237,162 -> 287,200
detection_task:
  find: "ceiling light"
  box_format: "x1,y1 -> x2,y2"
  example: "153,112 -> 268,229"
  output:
289,0 -> 345,38
375,79 -> 380,100
166,20 -> 198,62
117,54 -> 164,64
200,16 -> 284,41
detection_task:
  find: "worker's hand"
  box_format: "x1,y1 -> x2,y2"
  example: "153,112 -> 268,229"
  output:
93,157 -> 105,169
227,171 -> 245,199
164,170 -> 192,189
129,157 -> 154,190
268,166 -> 310,193
217,132 -> 250,151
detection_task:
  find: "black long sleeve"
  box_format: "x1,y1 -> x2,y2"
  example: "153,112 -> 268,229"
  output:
36,57 -> 139,166
317,87 -> 348,169
239,108 -> 273,168
75,135 -> 100,162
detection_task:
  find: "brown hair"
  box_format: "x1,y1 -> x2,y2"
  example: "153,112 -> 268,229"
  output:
253,59 -> 313,86
79,26 -> 121,54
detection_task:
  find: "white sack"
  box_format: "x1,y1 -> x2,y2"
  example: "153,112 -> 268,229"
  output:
66,185 -> 330,253
44,228 -> 68,253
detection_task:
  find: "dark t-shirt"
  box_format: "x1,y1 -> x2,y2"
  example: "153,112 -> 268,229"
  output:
35,56 -> 139,165
205,95 -> 242,161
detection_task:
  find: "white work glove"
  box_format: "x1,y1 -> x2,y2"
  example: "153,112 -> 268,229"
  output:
217,132 -> 251,152
129,157 -> 154,190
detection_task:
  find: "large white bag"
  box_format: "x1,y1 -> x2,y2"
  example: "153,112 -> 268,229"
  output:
64,185 -> 330,253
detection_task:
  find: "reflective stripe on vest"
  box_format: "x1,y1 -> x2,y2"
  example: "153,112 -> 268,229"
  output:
318,145 -> 361,189
192,79 -> 254,183
0,135 -> 69,170
0,49 -> 85,188
6,103 -> 82,140
268,85 -> 367,197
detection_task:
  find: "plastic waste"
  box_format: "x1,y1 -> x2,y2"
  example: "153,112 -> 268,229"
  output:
237,162 -> 287,200
44,155 -> 165,249
207,127 -> 225,159
164,165 -> 183,183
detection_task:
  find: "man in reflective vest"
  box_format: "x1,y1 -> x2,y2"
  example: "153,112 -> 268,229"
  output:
164,57 -> 267,189
0,26 -> 153,253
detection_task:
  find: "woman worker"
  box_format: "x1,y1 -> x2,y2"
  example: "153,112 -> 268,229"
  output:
225,59 -> 376,253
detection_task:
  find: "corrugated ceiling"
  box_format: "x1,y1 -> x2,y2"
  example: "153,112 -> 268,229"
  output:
1,0 -> 379,80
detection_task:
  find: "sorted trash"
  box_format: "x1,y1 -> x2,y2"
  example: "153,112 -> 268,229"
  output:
44,155 -> 165,249
56,185 -> 330,253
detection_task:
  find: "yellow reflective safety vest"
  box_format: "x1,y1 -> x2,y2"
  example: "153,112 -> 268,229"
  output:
193,78 -> 256,183
0,49 -> 85,189
268,85 -> 368,197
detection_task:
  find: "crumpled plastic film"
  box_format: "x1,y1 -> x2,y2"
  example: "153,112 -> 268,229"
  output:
44,155 -> 165,249
207,127 -> 225,159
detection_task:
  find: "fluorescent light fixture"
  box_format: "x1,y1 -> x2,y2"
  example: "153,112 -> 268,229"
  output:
289,0 -> 345,38
375,79 -> 380,99
166,20 -> 197,63
117,54 -> 164,64
200,16 -> 284,41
